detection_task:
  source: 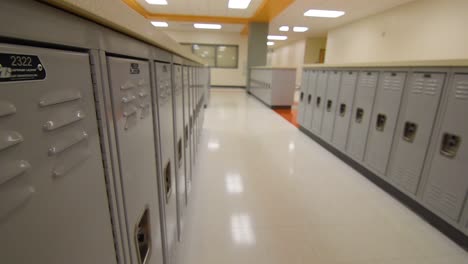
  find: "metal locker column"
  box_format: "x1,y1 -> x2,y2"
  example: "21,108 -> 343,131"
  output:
297,70 -> 309,127
311,70 -> 328,134
332,70 -> 358,151
303,70 -> 318,132
321,70 -> 342,142
172,63 -> 185,241
106,56 -> 164,264
182,66 -> 192,201
154,61 -> 178,262
388,72 -> 445,195
346,71 -> 379,161
0,43 -> 116,263
364,71 -> 406,175
422,72 -> 468,222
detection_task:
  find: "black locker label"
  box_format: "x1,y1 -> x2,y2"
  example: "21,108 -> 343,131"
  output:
0,53 -> 46,82
130,63 -> 140,74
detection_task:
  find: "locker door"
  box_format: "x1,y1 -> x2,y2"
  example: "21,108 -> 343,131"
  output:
297,70 -> 309,127
311,70 -> 328,134
0,43 -> 116,263
423,73 -> 468,221
303,70 -> 318,131
172,64 -> 185,241
364,72 -> 406,175
321,71 -> 342,142
346,71 -> 379,161
154,62 -> 178,262
182,66 -> 191,201
107,56 -> 164,264
388,72 -> 445,195
332,71 -> 358,151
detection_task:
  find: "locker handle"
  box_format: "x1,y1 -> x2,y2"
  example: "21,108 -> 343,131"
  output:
440,133 -> 461,159
164,161 -> 172,202
300,92 -> 304,101
376,114 -> 387,131
307,94 -> 312,103
355,108 -> 364,123
339,104 -> 346,117
135,208 -> 151,264
326,100 -> 333,112
403,122 -> 418,142
424,74 -> 432,78
316,97 -> 321,107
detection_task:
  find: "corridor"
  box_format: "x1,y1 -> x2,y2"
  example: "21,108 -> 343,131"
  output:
176,89 -> 468,264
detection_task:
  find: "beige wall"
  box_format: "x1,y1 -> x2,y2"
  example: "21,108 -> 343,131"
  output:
326,0 -> 468,63
165,31 -> 248,87
304,37 -> 327,64
267,40 -> 306,87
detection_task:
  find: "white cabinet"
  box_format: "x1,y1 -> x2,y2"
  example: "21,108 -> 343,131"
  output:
249,67 -> 296,107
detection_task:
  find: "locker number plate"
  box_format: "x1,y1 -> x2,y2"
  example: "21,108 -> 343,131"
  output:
0,53 -> 46,82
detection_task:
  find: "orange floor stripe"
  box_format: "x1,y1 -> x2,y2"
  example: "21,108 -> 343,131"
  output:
273,108 -> 298,127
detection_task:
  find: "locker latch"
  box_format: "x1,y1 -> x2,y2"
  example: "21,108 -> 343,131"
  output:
355,108 -> 364,123
164,162 -> 172,202
316,97 -> 321,107
326,100 -> 332,112
376,114 -> 387,131
135,208 -> 151,264
307,94 -> 312,104
403,122 -> 418,142
440,133 -> 461,158
177,139 -> 182,167
300,92 -> 304,101
184,125 -> 189,146
339,104 -> 346,117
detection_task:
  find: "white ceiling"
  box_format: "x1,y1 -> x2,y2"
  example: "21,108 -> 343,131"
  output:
269,0 -> 415,46
137,0 -> 264,18
160,21 -> 244,33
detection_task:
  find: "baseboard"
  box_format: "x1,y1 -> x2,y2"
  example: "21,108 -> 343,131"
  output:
298,126 -> 468,250
247,92 -> 292,109
211,85 -> 246,89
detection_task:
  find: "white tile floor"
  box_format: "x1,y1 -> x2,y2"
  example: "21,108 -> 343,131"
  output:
176,89 -> 468,264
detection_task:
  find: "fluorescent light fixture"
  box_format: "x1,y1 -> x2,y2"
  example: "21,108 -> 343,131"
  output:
194,23 -> 222,29
228,0 -> 252,9
151,21 -> 168,27
304,9 -> 345,18
293,26 -> 308,32
145,0 -> 168,5
267,35 -> 287,40
267,41 -> 275,46
279,26 -> 289,32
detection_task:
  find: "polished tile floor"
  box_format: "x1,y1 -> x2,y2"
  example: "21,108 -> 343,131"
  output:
176,89 -> 468,264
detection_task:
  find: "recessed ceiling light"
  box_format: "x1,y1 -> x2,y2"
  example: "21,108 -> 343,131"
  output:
194,23 -> 222,29
267,35 -> 287,40
279,26 -> 289,32
151,21 -> 168,27
304,9 -> 345,18
293,26 -> 308,32
228,0 -> 252,9
267,41 -> 275,46
145,0 -> 168,5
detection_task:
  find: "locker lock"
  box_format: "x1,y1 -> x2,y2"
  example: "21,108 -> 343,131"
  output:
440,133 -> 461,159
135,209 -> 151,264
339,104 -> 346,117
403,122 -> 418,142
355,108 -> 364,123
376,114 -> 387,131
326,100 -> 333,112
316,97 -> 321,107
300,92 -> 304,101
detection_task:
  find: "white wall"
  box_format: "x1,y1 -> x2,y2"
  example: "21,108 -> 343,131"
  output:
267,40 -> 306,87
165,30 -> 247,87
326,0 -> 468,63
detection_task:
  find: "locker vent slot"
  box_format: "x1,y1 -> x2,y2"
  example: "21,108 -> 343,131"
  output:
140,104 -> 150,119
300,92 -> 304,101
43,110 -> 85,131
164,161 -> 172,202
0,101 -> 17,117
326,100 -> 332,112
121,95 -> 136,103
39,90 -> 82,107
48,131 -> 88,156
0,160 -> 31,186
135,208 -> 151,264
454,76 -> 468,100
395,167 -> 419,193
52,151 -> 90,178
316,97 -> 321,107
177,138 -> 182,167
440,133 -> 461,158
0,130 -> 24,151
339,104 -> 346,117
403,122 -> 418,142
355,108 -> 364,123
425,185 -> 459,220
376,114 -> 387,131
0,186 -> 35,220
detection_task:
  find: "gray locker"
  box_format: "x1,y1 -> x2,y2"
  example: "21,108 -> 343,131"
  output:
311,70 -> 328,134
332,71 -> 358,151
321,70 -> 342,142
182,66 -> 192,201
346,71 -> 379,161
172,64 -> 185,241
106,56 -> 163,264
388,72 -> 446,195
189,67 -> 195,168
154,62 -> 178,262
297,70 -> 309,127
364,71 -> 406,175
422,72 -> 468,222
303,70 -> 318,131
0,44 -> 116,263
